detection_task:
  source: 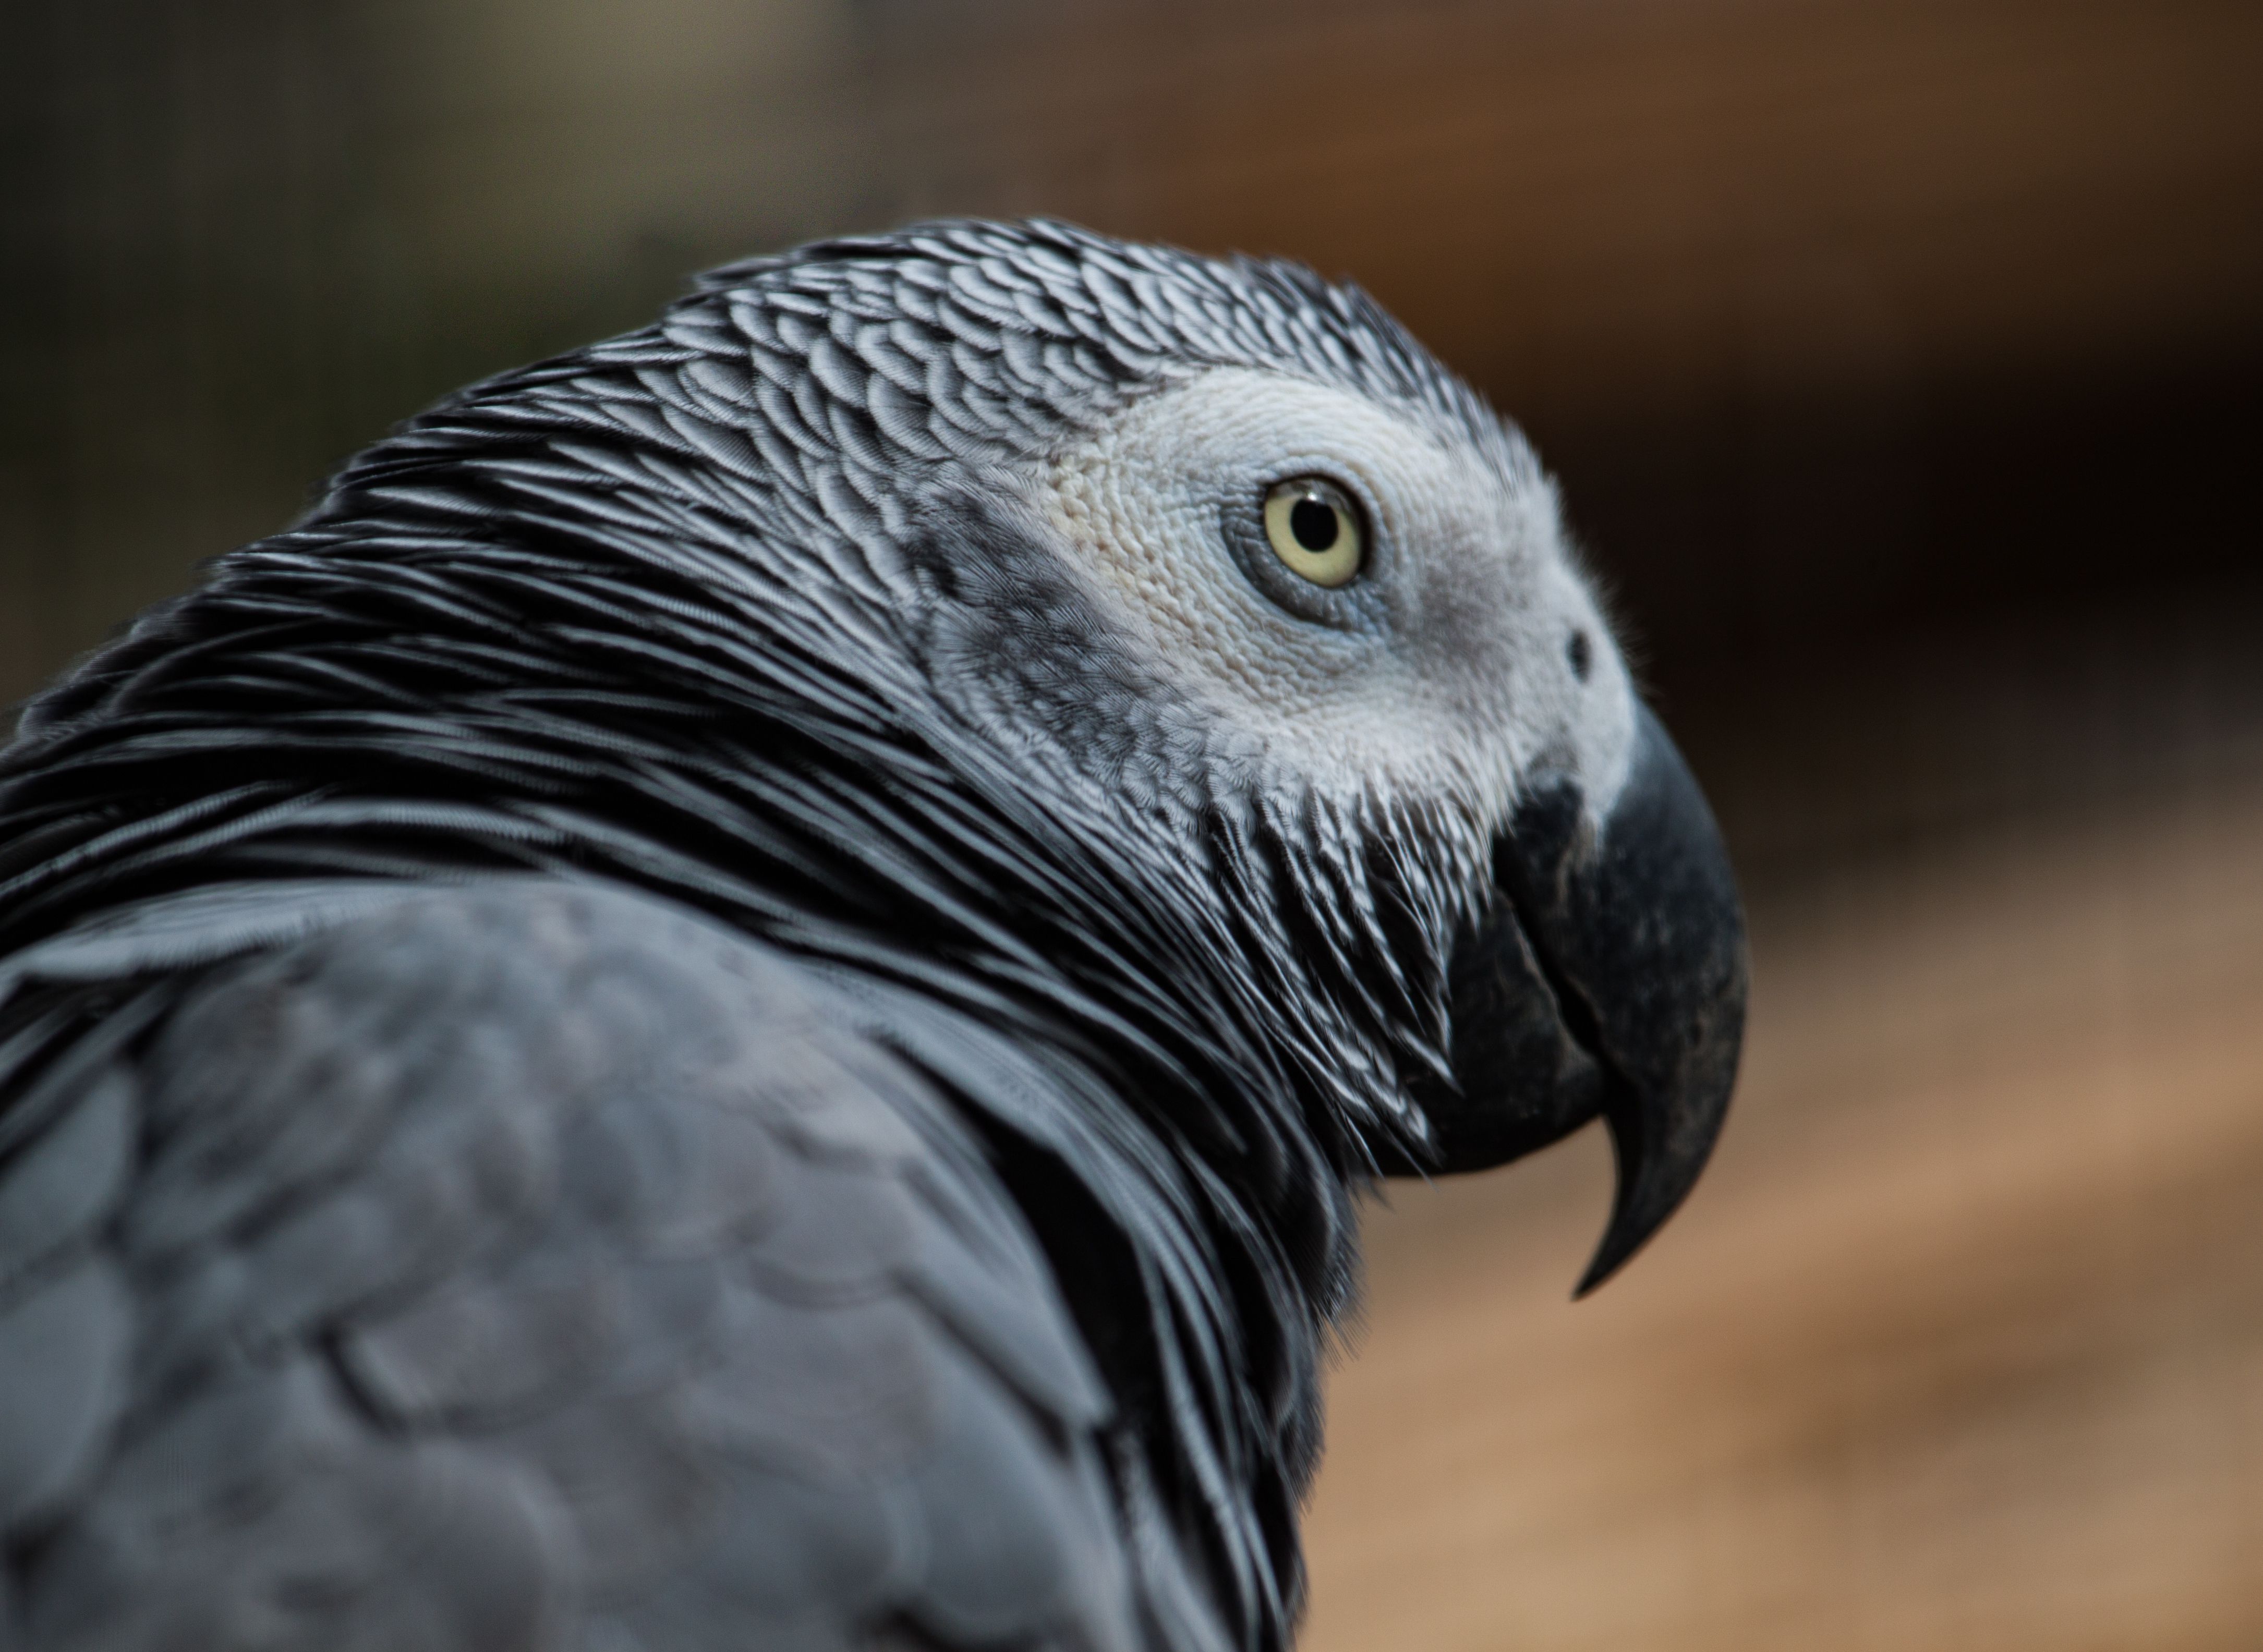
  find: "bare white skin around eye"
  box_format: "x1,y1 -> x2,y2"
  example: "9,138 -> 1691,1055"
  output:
1036,367 -> 1636,826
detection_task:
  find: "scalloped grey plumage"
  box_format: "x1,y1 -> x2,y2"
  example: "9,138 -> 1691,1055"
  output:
0,219 -> 1730,1652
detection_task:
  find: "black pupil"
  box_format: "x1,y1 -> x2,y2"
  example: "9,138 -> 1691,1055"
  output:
1288,495 -> 1339,553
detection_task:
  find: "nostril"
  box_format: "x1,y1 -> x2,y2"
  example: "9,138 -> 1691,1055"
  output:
1566,629 -> 1593,683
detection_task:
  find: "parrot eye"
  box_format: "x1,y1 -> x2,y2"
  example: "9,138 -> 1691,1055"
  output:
1262,477 -> 1364,588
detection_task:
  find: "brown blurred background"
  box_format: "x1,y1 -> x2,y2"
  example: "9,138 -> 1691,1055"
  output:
4,1 -> 2260,1643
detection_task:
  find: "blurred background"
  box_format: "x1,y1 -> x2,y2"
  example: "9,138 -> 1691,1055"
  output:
4,1 -> 2259,1643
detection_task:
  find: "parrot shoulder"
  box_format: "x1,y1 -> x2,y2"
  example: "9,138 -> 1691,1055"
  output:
0,879 -> 1157,1651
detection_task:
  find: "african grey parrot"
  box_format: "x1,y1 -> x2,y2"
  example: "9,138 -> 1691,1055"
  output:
0,221 -> 1744,1651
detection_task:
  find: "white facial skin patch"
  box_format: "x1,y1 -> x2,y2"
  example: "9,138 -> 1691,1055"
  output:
1035,367 -> 1637,829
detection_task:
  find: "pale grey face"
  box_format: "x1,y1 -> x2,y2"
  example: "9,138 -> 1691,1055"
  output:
981,349 -> 1738,1290
1033,366 -> 1637,840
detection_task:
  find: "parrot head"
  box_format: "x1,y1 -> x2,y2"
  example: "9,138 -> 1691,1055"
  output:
661,222 -> 1748,1290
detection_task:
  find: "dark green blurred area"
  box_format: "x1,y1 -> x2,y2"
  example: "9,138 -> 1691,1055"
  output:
6,0 -> 2261,880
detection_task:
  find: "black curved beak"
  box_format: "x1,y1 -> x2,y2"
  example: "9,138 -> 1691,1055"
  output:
1411,703 -> 1747,1296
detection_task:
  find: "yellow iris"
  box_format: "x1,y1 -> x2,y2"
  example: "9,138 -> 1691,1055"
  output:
1262,478 -> 1364,588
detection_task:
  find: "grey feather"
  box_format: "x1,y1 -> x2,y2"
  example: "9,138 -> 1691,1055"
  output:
0,1072 -> 130,1299
0,219 -> 1676,1650
8,883 -> 1136,1650
0,1257 -> 130,1532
